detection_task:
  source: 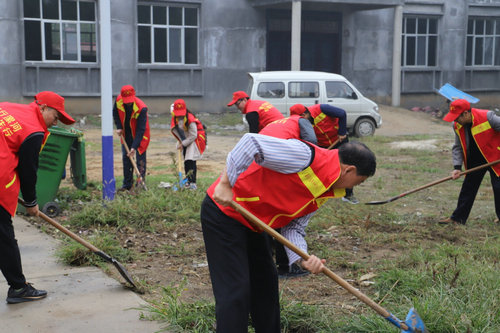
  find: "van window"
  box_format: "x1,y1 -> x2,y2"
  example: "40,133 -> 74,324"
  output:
257,82 -> 285,98
289,82 -> 319,98
326,81 -> 355,99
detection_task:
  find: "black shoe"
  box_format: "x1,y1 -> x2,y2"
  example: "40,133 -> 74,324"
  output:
7,283 -> 47,304
279,263 -> 310,279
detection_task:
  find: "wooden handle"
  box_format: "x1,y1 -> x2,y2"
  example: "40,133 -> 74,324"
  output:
120,135 -> 147,190
18,198 -> 99,252
327,138 -> 341,150
399,158 -> 500,199
229,201 -> 408,329
120,136 -> 142,179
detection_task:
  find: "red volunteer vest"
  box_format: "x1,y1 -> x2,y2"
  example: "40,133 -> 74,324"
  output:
308,104 -> 339,148
0,102 -> 49,216
243,100 -> 284,131
116,96 -> 150,154
207,145 -> 345,231
259,115 -> 302,140
171,112 -> 207,154
454,108 -> 500,176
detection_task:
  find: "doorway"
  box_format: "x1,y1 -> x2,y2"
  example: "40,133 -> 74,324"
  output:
266,9 -> 342,73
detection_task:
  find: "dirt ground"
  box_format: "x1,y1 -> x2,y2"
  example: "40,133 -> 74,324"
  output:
61,105 -> 451,313
78,105 -> 450,182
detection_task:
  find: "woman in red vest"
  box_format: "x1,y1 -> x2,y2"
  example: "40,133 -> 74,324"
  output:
440,99 -> 500,225
227,91 -> 284,133
171,99 -> 206,190
112,85 -> 150,191
201,133 -> 376,332
0,91 -> 75,304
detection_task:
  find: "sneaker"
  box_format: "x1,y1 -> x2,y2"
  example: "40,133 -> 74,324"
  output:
7,283 -> 47,304
278,263 -> 310,279
189,183 -> 197,190
494,218 -> 499,224
342,195 -> 359,204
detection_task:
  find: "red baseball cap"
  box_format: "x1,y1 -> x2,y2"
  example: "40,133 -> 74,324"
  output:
172,99 -> 187,117
443,99 -> 471,122
120,85 -> 136,104
227,91 -> 249,106
34,91 -> 75,125
289,104 -> 307,116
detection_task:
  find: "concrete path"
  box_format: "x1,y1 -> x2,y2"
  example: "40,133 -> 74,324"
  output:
0,216 -> 164,333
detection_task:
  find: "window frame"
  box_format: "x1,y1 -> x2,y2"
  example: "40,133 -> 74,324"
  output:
401,16 -> 439,68
466,17 -> 500,67
137,2 -> 199,66
22,0 -> 97,63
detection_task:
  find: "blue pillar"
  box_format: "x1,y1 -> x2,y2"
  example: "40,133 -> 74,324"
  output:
100,0 -> 114,200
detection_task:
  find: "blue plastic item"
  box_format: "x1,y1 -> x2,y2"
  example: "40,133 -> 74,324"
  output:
436,83 -> 479,104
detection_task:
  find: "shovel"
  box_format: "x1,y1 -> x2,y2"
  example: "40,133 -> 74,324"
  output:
366,158 -> 500,205
19,198 -> 138,290
120,135 -> 148,191
230,201 -> 428,333
172,142 -> 188,191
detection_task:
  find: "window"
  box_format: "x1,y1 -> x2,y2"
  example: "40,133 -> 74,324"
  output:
288,82 -> 319,98
23,0 -> 97,62
401,16 -> 438,67
326,81 -> 355,99
138,3 -> 199,65
466,18 -> 500,66
257,82 -> 285,99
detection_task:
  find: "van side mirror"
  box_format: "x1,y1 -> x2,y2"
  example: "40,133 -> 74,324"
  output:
351,92 -> 358,100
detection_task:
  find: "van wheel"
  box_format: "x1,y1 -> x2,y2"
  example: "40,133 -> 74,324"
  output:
353,118 -> 376,137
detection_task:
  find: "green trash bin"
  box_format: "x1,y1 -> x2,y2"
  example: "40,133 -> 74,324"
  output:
18,127 -> 85,217
70,133 -> 87,190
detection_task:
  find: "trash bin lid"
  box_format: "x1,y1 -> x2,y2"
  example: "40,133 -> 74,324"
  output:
49,126 -> 82,138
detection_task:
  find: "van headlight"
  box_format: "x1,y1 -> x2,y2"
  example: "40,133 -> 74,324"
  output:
373,106 -> 379,113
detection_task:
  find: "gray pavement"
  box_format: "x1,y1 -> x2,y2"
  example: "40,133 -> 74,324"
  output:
0,216 -> 164,333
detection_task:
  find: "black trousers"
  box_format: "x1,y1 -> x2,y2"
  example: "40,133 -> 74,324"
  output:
121,145 -> 146,189
0,205 -> 27,289
184,159 -> 197,184
451,167 -> 500,224
200,195 -> 280,333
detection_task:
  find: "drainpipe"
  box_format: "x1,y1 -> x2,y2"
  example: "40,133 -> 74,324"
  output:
291,1 -> 301,71
392,5 -> 403,106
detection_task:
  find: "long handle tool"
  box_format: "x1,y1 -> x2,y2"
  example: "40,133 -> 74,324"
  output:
19,198 -> 138,289
177,146 -> 188,188
365,158 -> 500,205
120,135 -> 147,190
327,138 -> 340,150
230,201 -> 428,333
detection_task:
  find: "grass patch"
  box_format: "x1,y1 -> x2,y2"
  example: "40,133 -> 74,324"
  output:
53,124 -> 500,332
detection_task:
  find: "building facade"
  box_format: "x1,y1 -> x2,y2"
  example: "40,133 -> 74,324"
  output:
1,0 -> 500,114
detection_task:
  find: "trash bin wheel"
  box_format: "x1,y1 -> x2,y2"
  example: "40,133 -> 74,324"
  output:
42,202 -> 60,218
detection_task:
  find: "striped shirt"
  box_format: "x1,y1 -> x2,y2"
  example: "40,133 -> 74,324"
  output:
226,133 -> 315,265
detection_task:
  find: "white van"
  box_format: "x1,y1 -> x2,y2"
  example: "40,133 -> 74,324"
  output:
247,71 -> 382,137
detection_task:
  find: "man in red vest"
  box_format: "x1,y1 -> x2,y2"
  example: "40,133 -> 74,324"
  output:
290,103 -> 360,204
439,99 -> 500,225
200,133 -> 376,332
113,85 -> 150,191
259,115 -> 317,279
227,91 -> 284,133
0,91 -> 75,303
